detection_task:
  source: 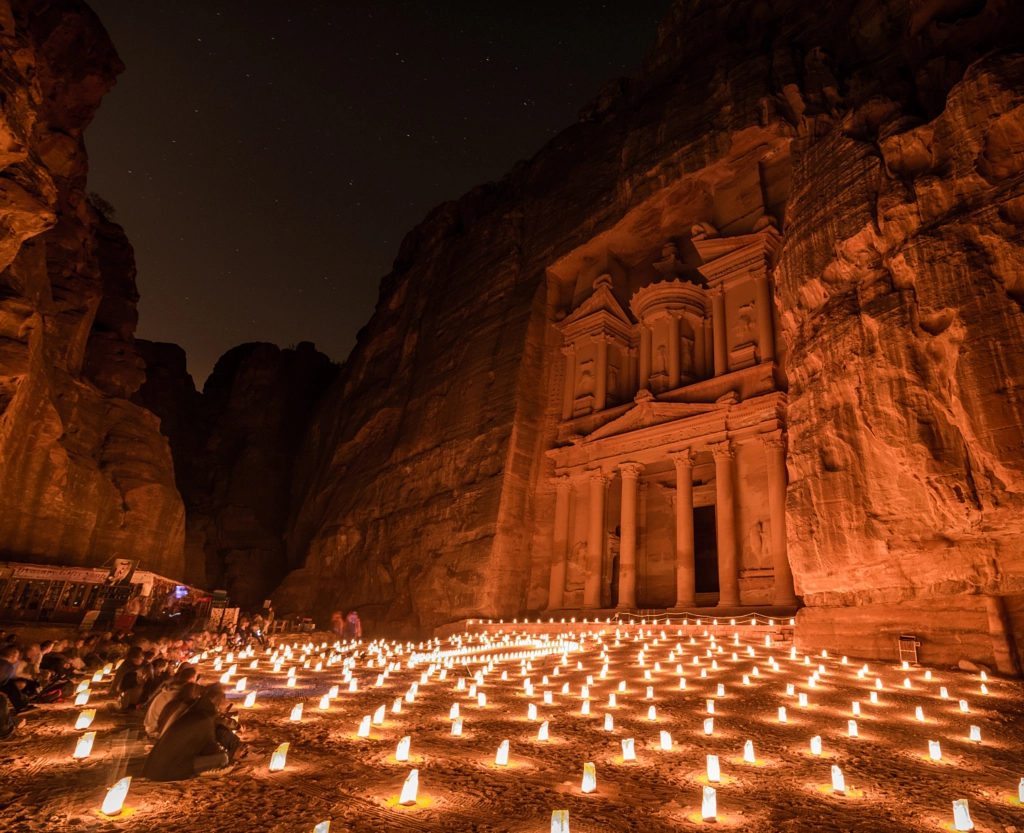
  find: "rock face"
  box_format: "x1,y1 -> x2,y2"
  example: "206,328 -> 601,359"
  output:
274,0 -> 1024,673
0,0 -> 184,575
134,341 -> 338,609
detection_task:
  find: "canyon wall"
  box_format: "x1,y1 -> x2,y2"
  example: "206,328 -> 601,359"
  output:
0,0 -> 184,576
275,0 -> 1024,670
134,340 -> 338,609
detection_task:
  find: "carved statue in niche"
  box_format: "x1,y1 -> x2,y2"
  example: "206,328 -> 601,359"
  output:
608,362 -> 619,401
748,519 -> 772,568
731,302 -> 757,347
681,336 -> 694,376
575,360 -> 595,397
655,342 -> 668,374
565,541 -> 587,591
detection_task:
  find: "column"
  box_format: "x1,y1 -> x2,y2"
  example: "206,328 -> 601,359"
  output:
560,344 -> 577,421
594,335 -> 609,412
693,317 -> 706,381
762,436 -> 796,605
667,313 -> 681,389
547,477 -> 573,610
626,347 -> 638,399
639,324 -> 652,391
755,276 -> 776,363
703,320 -> 714,379
616,463 -> 644,610
669,450 -> 696,609
712,288 -> 728,377
711,441 -> 740,606
584,470 -> 610,609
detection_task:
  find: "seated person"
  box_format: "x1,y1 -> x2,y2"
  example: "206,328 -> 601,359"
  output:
139,657 -> 171,705
13,644 -> 44,696
111,646 -> 153,711
143,684 -> 246,780
144,665 -> 196,736
0,646 -> 33,713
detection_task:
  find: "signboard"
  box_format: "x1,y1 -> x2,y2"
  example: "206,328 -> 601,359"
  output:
11,565 -> 110,584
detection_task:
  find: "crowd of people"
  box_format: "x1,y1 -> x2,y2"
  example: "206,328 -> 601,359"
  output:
0,609 -> 328,780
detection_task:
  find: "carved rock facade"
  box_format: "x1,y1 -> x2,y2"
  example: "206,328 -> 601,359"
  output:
276,0 -> 1024,672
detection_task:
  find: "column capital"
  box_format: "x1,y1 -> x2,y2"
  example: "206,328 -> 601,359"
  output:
710,285 -> 726,298
618,461 -> 645,478
590,332 -> 616,346
588,468 -> 612,485
710,441 -> 734,461
669,449 -> 696,469
760,433 -> 787,452
552,475 -> 573,493
560,343 -> 577,356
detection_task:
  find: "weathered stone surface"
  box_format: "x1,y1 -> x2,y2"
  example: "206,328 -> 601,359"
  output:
0,0 -> 184,575
134,341 -> 338,608
274,0 -> 1024,670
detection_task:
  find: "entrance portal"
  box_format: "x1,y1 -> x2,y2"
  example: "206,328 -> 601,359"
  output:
693,505 -> 719,598
609,555 -> 620,608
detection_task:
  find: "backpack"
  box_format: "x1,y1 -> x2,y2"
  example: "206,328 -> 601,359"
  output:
37,680 -> 74,704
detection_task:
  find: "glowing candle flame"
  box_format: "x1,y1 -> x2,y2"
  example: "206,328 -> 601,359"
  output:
100,776 -> 131,816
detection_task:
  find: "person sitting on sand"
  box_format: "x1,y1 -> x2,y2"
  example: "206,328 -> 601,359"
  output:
0,646 -> 33,713
142,683 -> 247,780
144,665 -> 196,737
111,646 -> 152,711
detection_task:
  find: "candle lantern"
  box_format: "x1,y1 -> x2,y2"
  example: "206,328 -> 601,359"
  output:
743,740 -> 755,763
100,776 -> 131,816
581,762 -> 597,793
478,692 -> 487,707
538,721 -> 549,741
581,700 -> 590,715
952,799 -> 974,831
319,694 -> 330,710
244,691 -> 256,708
660,730 -> 672,751
778,707 -> 787,723
450,703 -> 460,719
707,699 -> 715,714
75,710 -> 96,730
399,769 -> 419,806
915,706 -> 924,721
528,703 -> 538,721
621,738 -> 635,761
73,731 -> 96,759
702,786 -> 717,820
358,716 -> 371,737
848,720 -> 858,737
495,740 -> 510,766
74,691 -> 90,706
929,740 -> 941,760
810,736 -> 822,755
706,754 -> 721,782
960,700 -> 969,713
969,725 -> 981,742
290,703 -> 303,722
551,810 -> 570,833
452,717 -> 463,736
313,822 -> 330,833
647,705 -> 656,720
831,765 -> 845,794
704,717 -> 714,735
604,714 -> 613,731
235,677 -> 246,692
852,701 -> 860,716
269,742 -> 289,772
396,736 -> 410,761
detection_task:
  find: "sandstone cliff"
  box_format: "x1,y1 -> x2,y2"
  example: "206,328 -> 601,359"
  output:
134,340 -> 338,609
274,0 -> 1024,671
0,1 -> 184,576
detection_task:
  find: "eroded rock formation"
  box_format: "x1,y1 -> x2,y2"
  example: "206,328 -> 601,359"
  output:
274,0 -> 1024,673
134,341 -> 338,609
0,0 -> 184,575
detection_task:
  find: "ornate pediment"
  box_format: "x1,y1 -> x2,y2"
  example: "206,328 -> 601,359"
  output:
583,394 -> 720,442
558,273 -> 633,340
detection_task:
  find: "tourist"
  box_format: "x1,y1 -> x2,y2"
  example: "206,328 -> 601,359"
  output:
0,646 -> 33,713
343,610 -> 362,640
144,665 -> 197,736
142,684 -> 247,781
111,646 -> 152,711
13,644 -> 44,695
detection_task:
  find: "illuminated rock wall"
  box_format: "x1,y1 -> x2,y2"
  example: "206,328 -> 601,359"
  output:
0,1 -> 184,575
277,0 -> 1024,668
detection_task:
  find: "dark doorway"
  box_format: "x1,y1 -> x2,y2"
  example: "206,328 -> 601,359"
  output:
693,505 -> 719,593
610,555 -> 620,608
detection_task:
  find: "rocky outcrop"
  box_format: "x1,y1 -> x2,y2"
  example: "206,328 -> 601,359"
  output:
0,0 -> 184,575
134,340 -> 338,608
778,51 -> 1024,672
274,0 -> 1024,668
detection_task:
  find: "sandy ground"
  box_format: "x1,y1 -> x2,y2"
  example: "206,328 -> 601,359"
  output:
1,623 -> 1022,833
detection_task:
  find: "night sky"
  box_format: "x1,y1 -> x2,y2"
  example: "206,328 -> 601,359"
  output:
86,1 -> 673,386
